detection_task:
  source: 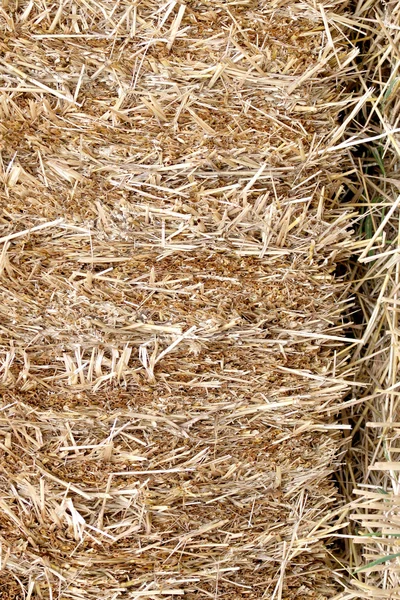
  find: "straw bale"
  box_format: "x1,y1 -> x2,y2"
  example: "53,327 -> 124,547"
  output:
0,1 -> 357,598
337,0 -> 400,597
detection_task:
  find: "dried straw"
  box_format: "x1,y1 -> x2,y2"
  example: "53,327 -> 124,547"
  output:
0,1 -> 364,598
336,1 -> 400,598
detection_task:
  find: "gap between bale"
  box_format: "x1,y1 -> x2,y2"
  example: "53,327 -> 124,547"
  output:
335,1 -> 400,597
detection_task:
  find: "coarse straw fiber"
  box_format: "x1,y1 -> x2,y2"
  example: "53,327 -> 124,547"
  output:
336,1 -> 400,598
0,1 -> 364,599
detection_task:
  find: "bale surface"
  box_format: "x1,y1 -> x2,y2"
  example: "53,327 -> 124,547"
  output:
0,1 -> 356,598
339,1 -> 400,596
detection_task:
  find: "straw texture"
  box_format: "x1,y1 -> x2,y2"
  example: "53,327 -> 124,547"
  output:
0,1 -> 359,598
337,1 -> 400,597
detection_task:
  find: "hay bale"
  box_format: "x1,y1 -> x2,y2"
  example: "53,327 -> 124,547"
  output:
339,0 -> 400,596
0,1 -> 356,598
